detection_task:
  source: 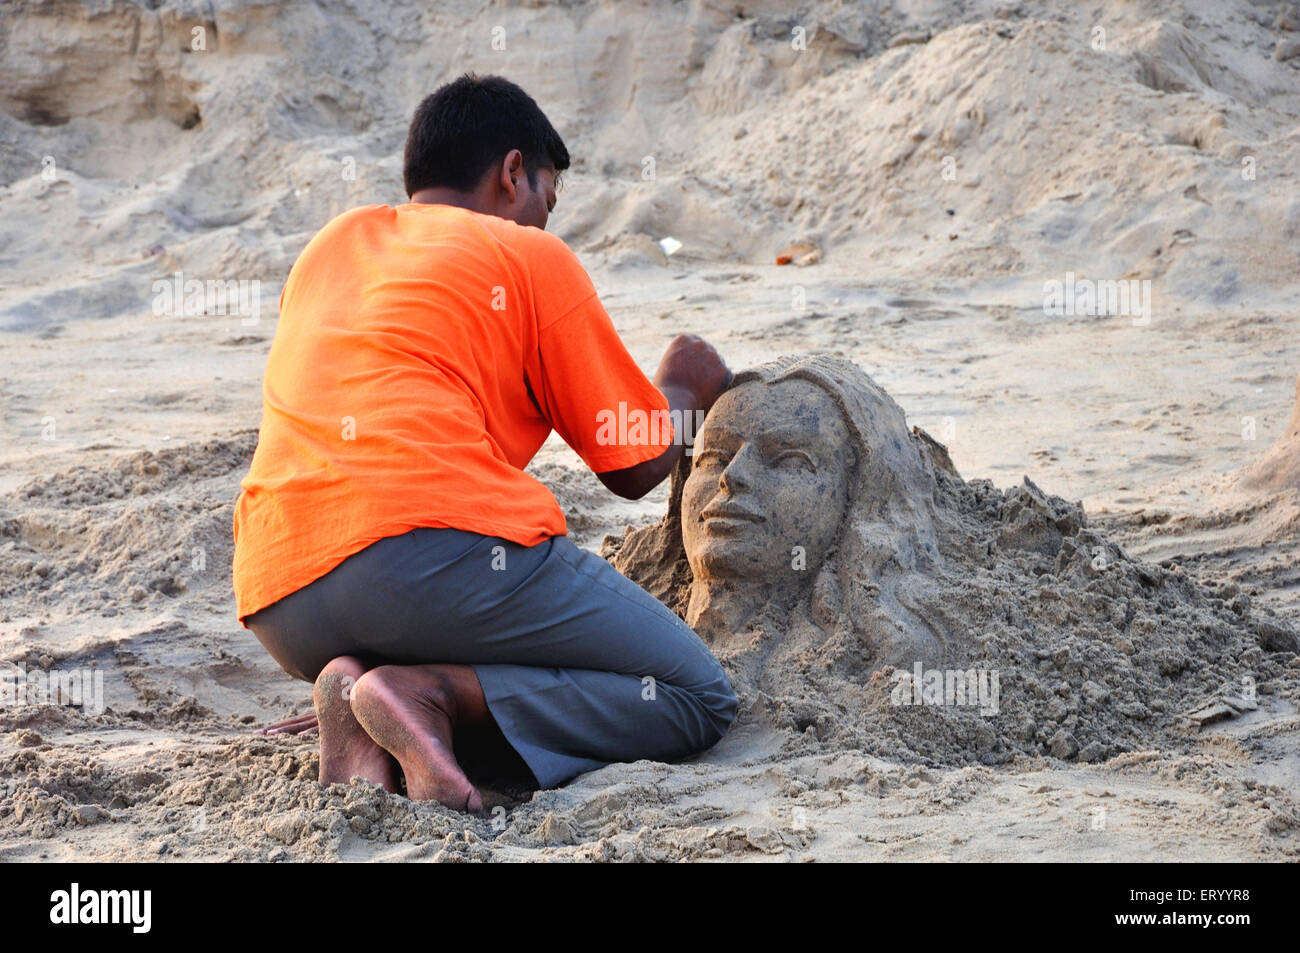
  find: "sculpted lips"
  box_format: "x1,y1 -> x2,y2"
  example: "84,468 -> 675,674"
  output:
700,501 -> 765,524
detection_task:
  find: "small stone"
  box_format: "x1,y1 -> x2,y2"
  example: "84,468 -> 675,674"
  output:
1048,729 -> 1078,759
1185,702 -> 1237,726
1275,37 -> 1300,61
1078,742 -> 1106,763
888,30 -> 930,48
1082,680 -> 1111,703
73,805 -> 107,826
1256,619 -> 1299,653
263,809 -> 311,844
149,574 -> 186,596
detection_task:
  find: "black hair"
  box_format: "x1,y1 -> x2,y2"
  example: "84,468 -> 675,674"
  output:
402,73 -> 570,197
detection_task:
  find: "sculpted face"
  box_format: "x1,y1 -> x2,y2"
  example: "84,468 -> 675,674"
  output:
682,379 -> 857,583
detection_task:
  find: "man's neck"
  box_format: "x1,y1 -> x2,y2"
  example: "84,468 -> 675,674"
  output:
408,187 -> 490,214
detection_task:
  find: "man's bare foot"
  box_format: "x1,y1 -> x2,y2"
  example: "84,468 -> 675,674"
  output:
315,656 -> 399,793
350,664 -> 486,816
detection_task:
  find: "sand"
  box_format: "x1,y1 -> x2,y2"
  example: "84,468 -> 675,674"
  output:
608,355 -> 1299,772
2,0 -> 1299,861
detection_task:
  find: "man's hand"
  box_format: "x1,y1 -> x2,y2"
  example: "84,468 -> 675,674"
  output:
597,334 -> 730,500
255,712 -> 319,735
653,333 -> 732,414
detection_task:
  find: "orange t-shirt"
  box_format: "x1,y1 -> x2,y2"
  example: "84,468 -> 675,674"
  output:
232,203 -> 672,622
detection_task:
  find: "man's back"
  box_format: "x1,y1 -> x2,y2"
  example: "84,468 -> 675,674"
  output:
232,203 -> 670,621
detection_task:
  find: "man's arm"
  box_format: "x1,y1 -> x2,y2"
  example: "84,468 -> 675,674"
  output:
597,334 -> 731,500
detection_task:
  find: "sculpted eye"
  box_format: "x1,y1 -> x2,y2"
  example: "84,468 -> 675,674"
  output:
772,450 -> 816,472
693,449 -> 730,469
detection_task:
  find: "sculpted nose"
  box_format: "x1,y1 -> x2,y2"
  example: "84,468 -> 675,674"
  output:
719,444 -> 757,494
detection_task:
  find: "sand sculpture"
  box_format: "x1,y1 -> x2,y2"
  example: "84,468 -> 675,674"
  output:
678,356 -> 946,664
604,356 -> 1297,766
610,356 -> 964,672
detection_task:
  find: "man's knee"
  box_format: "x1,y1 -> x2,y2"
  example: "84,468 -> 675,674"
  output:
693,672 -> 739,746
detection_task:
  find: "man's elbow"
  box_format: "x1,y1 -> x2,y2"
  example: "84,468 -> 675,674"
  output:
597,468 -> 655,500
596,445 -> 681,500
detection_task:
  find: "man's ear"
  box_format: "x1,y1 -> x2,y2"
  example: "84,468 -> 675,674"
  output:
499,149 -> 525,204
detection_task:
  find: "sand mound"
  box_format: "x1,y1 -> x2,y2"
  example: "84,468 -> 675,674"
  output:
606,356 -> 1300,767
1239,373 -> 1300,496
0,434 -> 268,737
0,433 -> 255,634
5,0 -> 1300,331
1102,372 -> 1300,620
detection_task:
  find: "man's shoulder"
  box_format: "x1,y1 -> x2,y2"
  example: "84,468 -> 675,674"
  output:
309,203 -> 584,287
299,204 -> 393,253
326,203 -> 392,230
466,209 -> 574,261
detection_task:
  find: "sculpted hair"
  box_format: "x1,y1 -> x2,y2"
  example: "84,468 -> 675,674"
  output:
403,73 -> 570,197
609,354 -> 951,663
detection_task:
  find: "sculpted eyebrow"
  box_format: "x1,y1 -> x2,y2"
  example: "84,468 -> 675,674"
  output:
755,428 -> 825,448
698,425 -> 742,445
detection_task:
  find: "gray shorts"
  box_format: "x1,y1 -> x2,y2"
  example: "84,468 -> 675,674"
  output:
245,528 -> 738,789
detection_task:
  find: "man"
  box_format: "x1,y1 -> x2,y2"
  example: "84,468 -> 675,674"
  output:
234,74 -> 737,815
